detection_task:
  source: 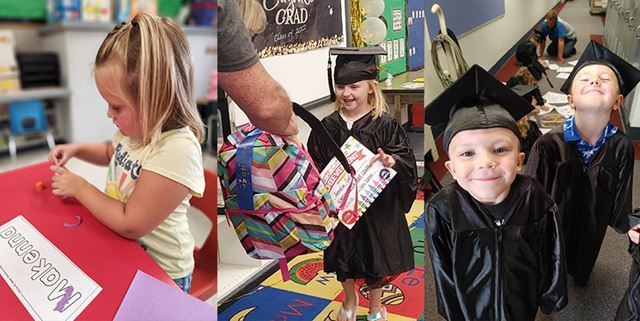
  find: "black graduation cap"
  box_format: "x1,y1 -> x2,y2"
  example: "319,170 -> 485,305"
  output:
511,84 -> 539,104
327,46 -> 387,101
527,60 -> 554,88
424,65 -> 534,154
560,40 -> 640,96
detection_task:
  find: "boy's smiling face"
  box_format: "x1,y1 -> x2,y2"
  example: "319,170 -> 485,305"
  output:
445,127 -> 525,205
568,64 -> 624,114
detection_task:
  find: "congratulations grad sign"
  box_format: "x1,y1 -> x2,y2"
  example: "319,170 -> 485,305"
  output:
253,0 -> 344,57
0,216 -> 102,320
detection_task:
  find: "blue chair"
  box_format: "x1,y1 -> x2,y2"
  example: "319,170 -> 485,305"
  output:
7,100 -> 55,162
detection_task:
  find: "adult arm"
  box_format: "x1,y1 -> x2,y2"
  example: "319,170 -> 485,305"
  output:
219,63 -> 297,135
557,38 -> 565,64
538,38 -> 546,59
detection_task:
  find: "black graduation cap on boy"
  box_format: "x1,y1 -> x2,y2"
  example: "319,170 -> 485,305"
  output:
560,40 -> 640,96
327,46 -> 387,101
424,65 -> 534,154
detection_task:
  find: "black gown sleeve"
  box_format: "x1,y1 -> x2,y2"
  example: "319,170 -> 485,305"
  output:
609,139 -> 634,233
426,202 -> 465,320
383,119 -> 418,213
538,203 -> 568,314
524,138 -> 555,195
307,123 -> 333,172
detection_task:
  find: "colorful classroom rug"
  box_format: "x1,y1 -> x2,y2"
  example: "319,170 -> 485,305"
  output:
218,198 -> 426,321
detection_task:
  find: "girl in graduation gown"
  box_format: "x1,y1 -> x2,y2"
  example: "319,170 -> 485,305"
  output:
526,41 -> 639,287
424,65 -> 567,321
307,47 -> 417,321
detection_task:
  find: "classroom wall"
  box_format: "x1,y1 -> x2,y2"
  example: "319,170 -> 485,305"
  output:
230,1 -> 348,127
424,0 -> 559,102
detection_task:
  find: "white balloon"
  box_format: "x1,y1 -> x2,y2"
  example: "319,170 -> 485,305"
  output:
360,17 -> 387,45
360,0 -> 385,18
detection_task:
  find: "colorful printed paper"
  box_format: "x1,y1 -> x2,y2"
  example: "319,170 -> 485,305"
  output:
320,136 -> 396,229
0,215 -> 102,321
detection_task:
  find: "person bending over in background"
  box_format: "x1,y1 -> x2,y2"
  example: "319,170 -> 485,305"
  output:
537,9 -> 577,65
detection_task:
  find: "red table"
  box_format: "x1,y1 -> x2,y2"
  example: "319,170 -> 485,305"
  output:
0,162 -> 176,320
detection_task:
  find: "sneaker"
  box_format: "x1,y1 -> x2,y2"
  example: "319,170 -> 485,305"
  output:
367,306 -> 387,321
338,291 -> 359,321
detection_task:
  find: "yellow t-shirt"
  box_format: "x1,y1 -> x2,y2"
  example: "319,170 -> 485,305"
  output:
106,127 -> 204,279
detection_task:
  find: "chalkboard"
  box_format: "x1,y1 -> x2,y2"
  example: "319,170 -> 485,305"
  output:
424,0 -> 505,40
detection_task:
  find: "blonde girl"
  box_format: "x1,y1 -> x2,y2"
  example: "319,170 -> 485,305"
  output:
48,13 -> 205,293
308,48 -> 418,321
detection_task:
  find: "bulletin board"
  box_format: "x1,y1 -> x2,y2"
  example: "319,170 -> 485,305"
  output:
0,0 -> 183,21
0,1 -> 46,21
423,0 -> 505,40
406,0 -> 425,71
378,0 -> 406,78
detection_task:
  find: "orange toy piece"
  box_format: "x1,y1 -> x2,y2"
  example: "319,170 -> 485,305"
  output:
35,180 -> 45,192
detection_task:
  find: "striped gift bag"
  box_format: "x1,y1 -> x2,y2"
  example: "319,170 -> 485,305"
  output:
218,103 -> 353,280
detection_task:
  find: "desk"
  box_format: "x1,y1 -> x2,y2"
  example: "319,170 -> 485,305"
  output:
380,69 -> 424,121
0,162 -> 175,320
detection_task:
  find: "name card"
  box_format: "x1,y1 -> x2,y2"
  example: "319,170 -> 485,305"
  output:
0,215 -> 102,321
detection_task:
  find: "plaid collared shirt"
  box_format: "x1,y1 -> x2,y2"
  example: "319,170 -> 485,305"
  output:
563,116 -> 617,166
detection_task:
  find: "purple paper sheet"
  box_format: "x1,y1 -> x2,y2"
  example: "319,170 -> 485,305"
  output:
114,270 -> 217,321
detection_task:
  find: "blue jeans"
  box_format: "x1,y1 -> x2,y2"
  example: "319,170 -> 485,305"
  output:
173,273 -> 193,293
547,37 -> 577,58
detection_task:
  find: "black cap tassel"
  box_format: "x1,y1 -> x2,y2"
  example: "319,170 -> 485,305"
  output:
327,55 -> 336,101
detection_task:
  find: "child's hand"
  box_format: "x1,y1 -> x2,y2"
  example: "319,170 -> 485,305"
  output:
48,144 -> 78,167
629,224 -> 640,244
50,166 -> 87,198
371,148 -> 395,168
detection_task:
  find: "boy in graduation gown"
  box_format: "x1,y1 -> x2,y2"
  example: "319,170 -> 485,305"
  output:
424,65 -> 567,321
526,40 -> 640,287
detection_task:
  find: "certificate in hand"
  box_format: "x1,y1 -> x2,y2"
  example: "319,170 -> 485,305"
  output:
319,136 -> 396,229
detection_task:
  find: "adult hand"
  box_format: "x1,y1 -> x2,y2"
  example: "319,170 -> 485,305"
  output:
629,224 -> 640,244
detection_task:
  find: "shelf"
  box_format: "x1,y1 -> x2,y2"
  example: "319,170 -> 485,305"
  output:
0,87 -> 70,104
39,21 -> 216,37
217,215 -> 277,303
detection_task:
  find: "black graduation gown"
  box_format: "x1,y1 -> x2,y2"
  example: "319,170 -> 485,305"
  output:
525,126 -> 634,285
307,111 -> 417,282
425,175 -> 567,321
615,213 -> 640,321
520,120 -> 542,164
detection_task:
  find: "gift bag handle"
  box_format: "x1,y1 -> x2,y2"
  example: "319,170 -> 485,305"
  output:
218,99 -> 353,174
